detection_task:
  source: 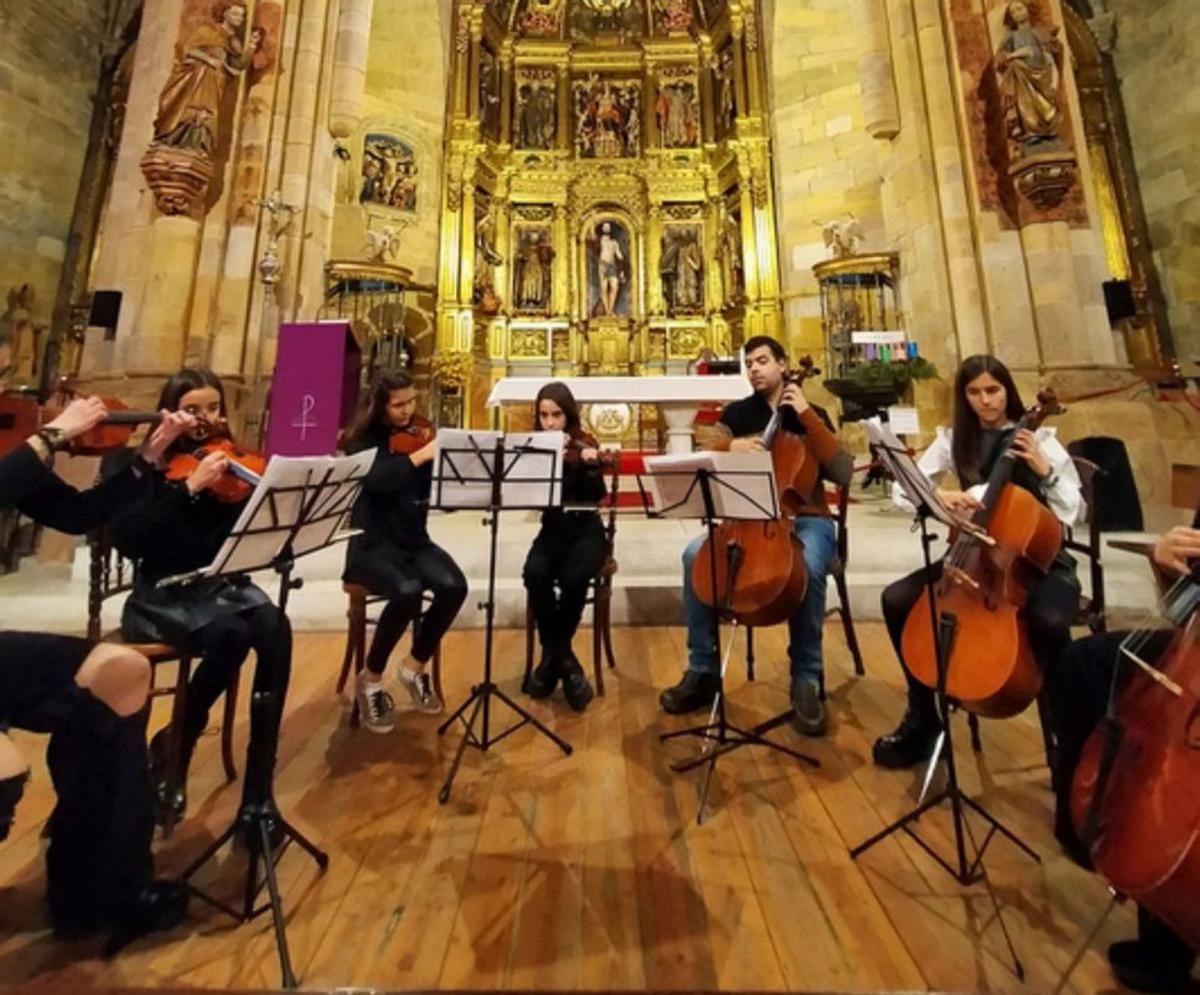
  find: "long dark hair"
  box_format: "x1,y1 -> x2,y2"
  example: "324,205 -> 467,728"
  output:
951,354 -> 1027,486
535,381 -> 583,435
344,369 -> 414,450
156,367 -> 225,414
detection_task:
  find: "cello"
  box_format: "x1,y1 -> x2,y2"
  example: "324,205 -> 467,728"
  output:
690,357 -> 820,628
900,389 -> 1066,718
1070,553 -> 1200,952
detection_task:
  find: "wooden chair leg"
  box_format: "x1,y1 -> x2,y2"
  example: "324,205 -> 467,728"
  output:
349,596 -> 366,727
162,657 -> 192,840
601,586 -> 618,671
835,570 -> 865,677
220,668 -> 239,783
968,712 -> 983,753
432,642 -> 444,704
746,627 -> 755,682
523,597 -> 536,691
336,595 -> 362,694
592,592 -> 605,697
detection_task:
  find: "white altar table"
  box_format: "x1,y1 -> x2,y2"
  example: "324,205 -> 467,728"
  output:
486,375 -> 750,452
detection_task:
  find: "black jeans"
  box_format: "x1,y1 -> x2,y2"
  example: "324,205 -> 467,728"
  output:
523,513 -> 608,661
1047,631 -> 1195,970
183,605 -> 292,803
0,632 -> 153,930
344,542 -> 468,672
881,558 -> 1079,720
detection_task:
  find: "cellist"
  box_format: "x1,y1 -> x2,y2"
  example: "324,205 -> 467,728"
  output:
1049,517 -> 1200,994
873,354 -> 1083,768
659,335 -> 853,737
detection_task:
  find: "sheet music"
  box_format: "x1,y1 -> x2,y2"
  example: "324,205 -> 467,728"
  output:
865,418 -> 959,528
432,429 -> 564,510
160,450 -> 376,585
642,451 -> 777,521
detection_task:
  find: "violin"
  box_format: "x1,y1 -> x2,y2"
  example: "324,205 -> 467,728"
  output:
389,413 -> 436,456
900,390 -> 1066,717
564,432 -> 620,468
1070,550 -> 1200,951
164,419 -> 267,504
0,390 -> 161,458
690,357 -> 821,628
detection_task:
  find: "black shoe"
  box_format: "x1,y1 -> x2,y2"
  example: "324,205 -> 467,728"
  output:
560,653 -> 594,713
148,730 -> 187,827
659,671 -> 720,715
524,654 -> 560,699
1108,938 -> 1194,994
104,879 -> 189,956
872,709 -> 941,769
790,681 -> 827,738
0,770 -> 29,843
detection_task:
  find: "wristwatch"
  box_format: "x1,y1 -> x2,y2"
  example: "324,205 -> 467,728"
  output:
36,427 -> 69,453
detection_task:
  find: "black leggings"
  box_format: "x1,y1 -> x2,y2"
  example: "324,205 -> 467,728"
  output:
881,558 -> 1079,718
344,542 -> 467,673
184,604 -> 292,802
0,632 -> 153,930
523,515 -> 608,660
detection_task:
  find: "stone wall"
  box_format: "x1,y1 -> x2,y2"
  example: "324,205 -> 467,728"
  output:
1109,0 -> 1200,364
0,0 -> 110,344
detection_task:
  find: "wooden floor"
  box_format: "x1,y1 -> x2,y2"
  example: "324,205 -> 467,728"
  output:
0,622 -> 1142,993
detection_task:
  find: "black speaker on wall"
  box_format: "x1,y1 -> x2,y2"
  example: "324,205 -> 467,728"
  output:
1102,279 -> 1137,324
89,290 -> 123,339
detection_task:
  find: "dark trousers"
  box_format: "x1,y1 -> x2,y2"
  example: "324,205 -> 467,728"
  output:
183,605 -> 292,803
523,514 -> 608,660
344,542 -> 468,672
881,558 -> 1079,719
0,632 -> 153,930
1047,631 -> 1195,969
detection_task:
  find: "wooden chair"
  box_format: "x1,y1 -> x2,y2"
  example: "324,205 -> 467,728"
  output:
522,461 -> 621,696
746,485 -> 866,695
87,526 -> 239,838
335,585 -> 444,725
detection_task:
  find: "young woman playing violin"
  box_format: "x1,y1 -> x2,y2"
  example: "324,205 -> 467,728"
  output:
660,335 -> 854,737
521,382 -> 609,712
1048,517 -> 1200,994
873,354 -> 1083,768
0,361 -> 190,944
341,370 -> 467,732
111,368 -> 291,832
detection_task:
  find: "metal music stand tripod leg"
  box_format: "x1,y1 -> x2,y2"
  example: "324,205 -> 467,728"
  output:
658,468 -> 818,824
437,438 -> 572,805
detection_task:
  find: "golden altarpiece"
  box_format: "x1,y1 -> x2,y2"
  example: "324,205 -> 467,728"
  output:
434,0 -> 783,426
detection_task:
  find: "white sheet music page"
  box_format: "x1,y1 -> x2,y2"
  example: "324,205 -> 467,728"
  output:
642,451 -> 775,520
432,429 -> 564,509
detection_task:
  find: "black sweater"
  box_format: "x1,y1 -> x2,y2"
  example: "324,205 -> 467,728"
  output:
346,429 -> 432,554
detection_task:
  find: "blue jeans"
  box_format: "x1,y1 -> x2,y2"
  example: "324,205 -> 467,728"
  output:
681,515 -> 837,691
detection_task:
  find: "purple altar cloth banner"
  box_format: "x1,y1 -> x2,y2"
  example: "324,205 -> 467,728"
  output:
266,320 -> 361,457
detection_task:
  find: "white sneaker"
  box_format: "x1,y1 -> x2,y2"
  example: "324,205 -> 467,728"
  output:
397,667 -> 443,715
355,673 -> 396,733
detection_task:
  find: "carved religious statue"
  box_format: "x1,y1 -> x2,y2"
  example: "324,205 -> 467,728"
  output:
515,229 -> 556,311
588,221 -> 630,318
516,79 -> 557,150
660,228 -> 704,314
995,0 -> 1064,155
716,213 -> 745,302
473,200 -> 504,314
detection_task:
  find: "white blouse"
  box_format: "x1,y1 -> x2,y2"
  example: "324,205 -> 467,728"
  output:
892,425 -> 1084,528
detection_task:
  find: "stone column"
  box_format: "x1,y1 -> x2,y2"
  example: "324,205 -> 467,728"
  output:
328,0 -> 375,139
853,0 -> 900,139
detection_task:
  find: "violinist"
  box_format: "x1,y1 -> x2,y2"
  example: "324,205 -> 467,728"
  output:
873,354 -> 1082,768
341,370 -> 467,732
111,368 -> 292,835
659,335 -> 853,737
0,343 -> 189,945
1048,517 -> 1200,993
522,382 -> 609,712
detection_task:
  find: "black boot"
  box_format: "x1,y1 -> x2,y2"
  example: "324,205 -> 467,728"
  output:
560,651 -> 594,713
524,649 -> 561,699
0,770 -> 28,843
148,728 -> 191,826
872,705 -> 941,769
659,670 -> 720,715
1108,937 -> 1194,994
103,879 -> 189,955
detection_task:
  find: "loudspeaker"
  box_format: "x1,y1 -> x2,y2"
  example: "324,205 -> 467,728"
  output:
1102,279 -> 1137,324
88,290 -> 122,332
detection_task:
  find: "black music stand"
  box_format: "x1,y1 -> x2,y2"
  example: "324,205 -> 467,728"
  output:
849,420 -> 1036,979
638,455 -> 819,825
431,431 -> 573,804
162,450 -> 374,989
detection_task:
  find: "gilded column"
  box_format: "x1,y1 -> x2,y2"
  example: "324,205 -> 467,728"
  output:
499,42 -> 514,148
557,63 -> 572,152
647,205 -> 664,315
328,0 -> 375,138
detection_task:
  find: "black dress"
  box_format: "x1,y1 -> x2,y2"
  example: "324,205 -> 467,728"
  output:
0,442 -> 158,934
342,428 -> 467,672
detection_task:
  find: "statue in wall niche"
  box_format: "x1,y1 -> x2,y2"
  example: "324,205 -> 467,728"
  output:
515,228 -> 556,312
995,1 -> 1064,155
716,212 -> 745,302
655,71 -> 701,148
473,197 -> 504,314
515,72 -> 558,150
660,227 -> 704,314
153,1 -> 255,156
587,221 -> 632,318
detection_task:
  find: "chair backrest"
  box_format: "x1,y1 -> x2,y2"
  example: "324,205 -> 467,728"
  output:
830,484 -> 851,570
86,525 -> 136,641
603,458 -> 620,557
1064,455 -> 1105,622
